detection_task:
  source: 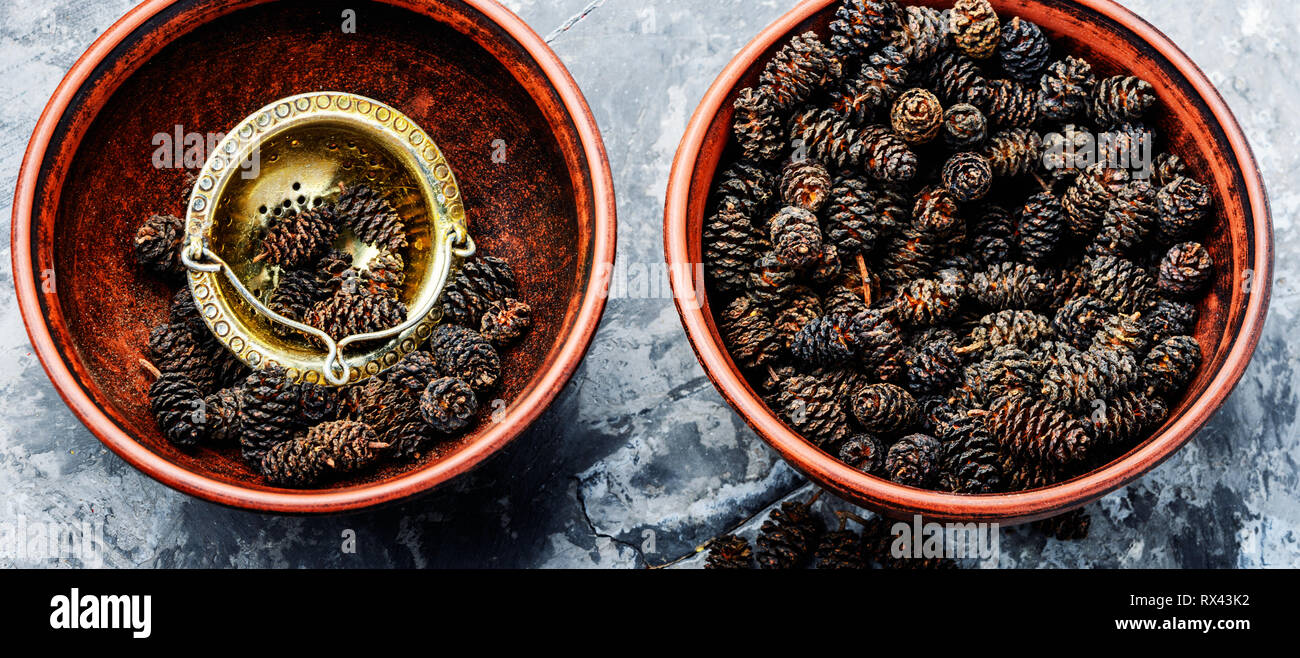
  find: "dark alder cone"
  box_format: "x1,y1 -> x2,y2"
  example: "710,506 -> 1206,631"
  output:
1041,124 -> 1094,179
1142,335 -> 1201,398
1140,299 -> 1196,344
1151,153 -> 1187,188
772,287 -> 822,347
983,78 -> 1040,127
779,159 -> 832,212
260,420 -> 382,487
941,151 -> 993,202
998,17 -> 1050,81
769,206 -> 823,269
906,333 -> 962,394
890,88 -> 944,144
1084,390 -> 1167,448
334,185 -> 407,251
790,313 -> 855,367
1038,57 -> 1097,121
1096,122 -> 1151,168
949,0 -> 1000,59
823,176 -> 907,255
428,324 -> 501,393
805,243 -> 842,284
348,378 -> 431,459
704,535 -> 753,569
890,274 -> 963,326
238,367 -> 302,462
134,214 -> 185,275
885,433 -> 943,487
267,269 -> 329,334
259,208 -> 338,268
823,283 -> 870,318
1087,255 -> 1155,314
305,287 -> 408,342
900,5 -> 951,63
441,256 -> 519,327
479,298 -> 533,346
962,309 -> 1054,355
959,345 -> 1036,406
147,322 -> 217,392
830,44 -> 910,125
986,395 -> 1091,466
149,372 -> 205,447
1033,509 -> 1091,540
938,412 -> 1002,493
362,250 -> 405,298
1053,295 -> 1109,350
828,0 -> 901,59
1013,192 -> 1065,264
703,207 -> 769,294
732,88 -> 784,162
968,262 -> 1049,309
1094,182 -> 1158,254
928,51 -> 989,107
789,109 -> 918,182
878,227 -> 941,284
1091,313 -> 1148,355
847,308 -> 903,369
756,500 -> 824,569
970,235 -> 1012,268
983,128 -> 1042,177
316,249 -> 355,292
1062,163 -> 1129,241
714,160 -> 777,217
296,381 -> 340,426
1091,75 -> 1156,127
1155,175 -> 1211,244
419,377 -> 478,433
852,383 -> 918,434
815,529 -> 866,569
839,433 -> 886,474
973,204 -> 1015,239
746,252 -> 799,310
383,350 -> 441,394
1157,241 -> 1213,298
775,375 -> 851,446
720,297 -> 782,369
201,386 -> 244,444
757,32 -> 843,112
1040,347 -> 1139,412
942,103 -> 988,148
913,185 -> 963,241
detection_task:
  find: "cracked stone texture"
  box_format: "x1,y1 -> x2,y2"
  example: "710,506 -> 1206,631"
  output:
1,0 -> 1297,568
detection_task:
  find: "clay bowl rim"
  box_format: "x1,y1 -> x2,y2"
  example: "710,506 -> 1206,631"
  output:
11,0 -> 617,514
664,0 -> 1273,524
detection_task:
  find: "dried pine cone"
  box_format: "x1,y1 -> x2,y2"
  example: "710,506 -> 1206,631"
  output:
1142,335 -> 1201,398
1151,153 -> 1187,188
929,51 -> 989,106
775,375 -> 851,446
847,309 -> 904,369
830,44 -> 910,124
334,185 -> 406,251
134,214 -> 185,275
772,286 -> 822,347
1140,299 -> 1196,344
828,0 -> 901,59
1156,241 -> 1212,298
756,500 -> 824,569
1013,192 -> 1064,264
823,176 -> 906,255
983,128 -> 1042,177
943,103 -> 988,148
362,250 -> 405,298
758,32 -> 843,112
148,372 -> 206,447
885,433 -> 943,487
428,324 -> 501,393
1091,312 -> 1148,355
347,378 -> 431,460
1155,175 -> 1211,244
913,185 -> 964,241
959,345 -> 1036,406
704,535 -> 753,569
703,207 -> 768,294
722,297 -> 782,370
986,395 -> 1091,466
779,159 -> 831,211
998,17 -> 1050,81
441,256 -> 519,327
305,287 -> 408,342
201,386 -> 244,445
790,313 -> 855,367
1094,181 -> 1158,254
789,109 -> 918,182
900,4 -> 951,63
815,528 -> 866,569
769,206 -> 823,269
1084,390 -> 1167,447
259,207 -> 338,268
1087,255 -> 1155,314
383,350 -> 441,394
480,298 -> 533,346
267,269 -> 328,333
1038,57 -> 1096,121
238,367 -> 302,462
1052,295 -> 1109,350
746,252 -> 799,310
1040,347 -> 1139,412
890,273 -> 963,326
906,333 -> 962,395
878,227 -> 941,283
984,78 -> 1040,127
714,160 -> 777,216
949,0 -> 1000,59
839,433 -> 886,474
890,88 -> 944,144
419,376 -> 478,433
733,88 -> 784,162
938,411 -> 1002,493
967,262 -> 1049,309
941,151 -> 993,202
260,420 -> 383,487
1091,75 -> 1156,127
147,322 -> 218,392
851,383 -> 918,434
962,309 -> 1054,355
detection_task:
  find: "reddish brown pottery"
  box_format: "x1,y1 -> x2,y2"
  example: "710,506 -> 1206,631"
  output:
12,0 -> 616,513
664,0 -> 1272,524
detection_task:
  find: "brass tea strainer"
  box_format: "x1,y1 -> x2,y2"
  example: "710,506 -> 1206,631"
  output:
181,92 -> 473,386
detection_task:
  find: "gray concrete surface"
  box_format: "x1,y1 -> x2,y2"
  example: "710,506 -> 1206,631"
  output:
0,0 -> 1296,568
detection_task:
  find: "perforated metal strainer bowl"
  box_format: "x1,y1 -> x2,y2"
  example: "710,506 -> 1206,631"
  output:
181,92 -> 474,387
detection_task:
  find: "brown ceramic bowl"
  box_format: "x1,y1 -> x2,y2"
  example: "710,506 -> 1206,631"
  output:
12,0 -> 616,513
665,0 -> 1272,524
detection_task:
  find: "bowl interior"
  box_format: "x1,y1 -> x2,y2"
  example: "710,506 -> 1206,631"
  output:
25,0 -> 602,503
674,0 -> 1268,521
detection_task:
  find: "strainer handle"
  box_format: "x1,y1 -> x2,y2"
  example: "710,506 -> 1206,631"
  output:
181,228 -> 474,386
